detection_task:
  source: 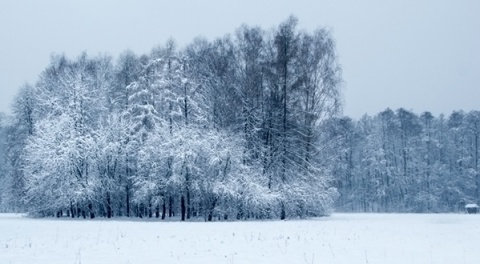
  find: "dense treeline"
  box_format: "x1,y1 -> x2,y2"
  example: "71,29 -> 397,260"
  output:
0,16 -> 342,219
325,109 -> 480,212
2,18 -> 475,218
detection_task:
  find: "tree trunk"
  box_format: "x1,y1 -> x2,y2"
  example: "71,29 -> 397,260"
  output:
181,196 -> 186,221
70,202 -> 75,218
89,203 -> 95,219
161,199 -> 166,220
126,185 -> 130,217
186,187 -> 191,219
155,204 -> 160,218
207,198 -> 217,222
168,196 -> 174,217
106,192 -> 112,218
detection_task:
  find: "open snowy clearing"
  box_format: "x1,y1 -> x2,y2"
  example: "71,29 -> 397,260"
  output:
1,213 -> 479,264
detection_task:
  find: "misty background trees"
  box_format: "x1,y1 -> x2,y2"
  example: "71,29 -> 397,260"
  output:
324,109 -> 480,212
0,17 -> 478,218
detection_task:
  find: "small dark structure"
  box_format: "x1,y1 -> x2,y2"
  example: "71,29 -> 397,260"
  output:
465,204 -> 479,214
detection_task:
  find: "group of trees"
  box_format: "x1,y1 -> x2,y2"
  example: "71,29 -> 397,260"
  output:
2,17 -> 474,218
325,109 -> 480,212
0,17 -> 342,220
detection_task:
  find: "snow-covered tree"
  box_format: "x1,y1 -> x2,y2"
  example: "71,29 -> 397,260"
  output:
7,17 -> 345,219
0,113 -> 9,211
24,113 -> 98,217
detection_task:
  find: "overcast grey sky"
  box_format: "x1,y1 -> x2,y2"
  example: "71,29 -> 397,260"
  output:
1,0 -> 479,118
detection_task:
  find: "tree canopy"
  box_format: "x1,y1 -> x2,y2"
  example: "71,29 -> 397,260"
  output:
0,16 -> 342,219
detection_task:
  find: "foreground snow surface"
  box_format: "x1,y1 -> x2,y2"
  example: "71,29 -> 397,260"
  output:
1,213 -> 479,264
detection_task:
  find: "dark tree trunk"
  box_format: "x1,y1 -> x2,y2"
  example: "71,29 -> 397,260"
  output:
186,188 -> 191,219
168,196 -> 174,217
280,202 -> 286,220
181,196 -> 186,221
237,203 -> 244,220
207,212 -> 213,222
161,199 -> 166,220
137,204 -> 143,218
89,203 -> 95,219
70,202 -> 75,218
207,198 -> 217,222
126,185 -> 130,217
106,192 -> 112,218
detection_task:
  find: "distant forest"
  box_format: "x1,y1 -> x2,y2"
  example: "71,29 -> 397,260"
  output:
0,16 -> 478,220
325,109 -> 479,212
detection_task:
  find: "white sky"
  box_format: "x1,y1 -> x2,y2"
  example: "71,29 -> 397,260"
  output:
1,0 -> 479,118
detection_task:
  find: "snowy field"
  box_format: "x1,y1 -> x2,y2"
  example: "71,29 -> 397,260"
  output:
1,213 -> 479,264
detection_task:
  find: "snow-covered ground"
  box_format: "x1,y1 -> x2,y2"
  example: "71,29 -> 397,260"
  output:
1,213 -> 479,264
